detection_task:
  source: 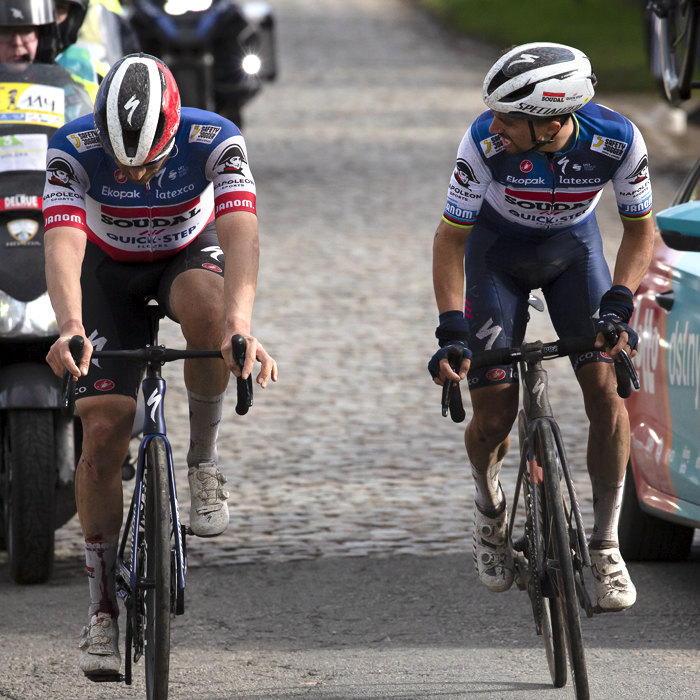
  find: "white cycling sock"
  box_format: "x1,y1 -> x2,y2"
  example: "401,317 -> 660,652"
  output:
85,539 -> 118,619
186,390 -> 225,469
589,476 -> 623,549
471,459 -> 504,515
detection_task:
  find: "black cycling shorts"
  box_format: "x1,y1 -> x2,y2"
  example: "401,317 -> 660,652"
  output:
75,223 -> 225,401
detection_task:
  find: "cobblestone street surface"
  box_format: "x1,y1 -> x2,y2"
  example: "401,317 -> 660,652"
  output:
50,0 -> 700,568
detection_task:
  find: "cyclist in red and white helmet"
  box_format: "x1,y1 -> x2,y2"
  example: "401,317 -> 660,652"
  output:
429,42 -> 655,613
43,53 -> 277,679
93,53 -> 181,178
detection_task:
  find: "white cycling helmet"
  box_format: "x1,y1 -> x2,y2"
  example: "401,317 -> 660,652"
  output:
483,43 -> 596,119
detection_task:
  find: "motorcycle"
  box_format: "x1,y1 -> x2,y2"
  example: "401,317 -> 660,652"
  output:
127,0 -> 277,128
0,62 -> 92,584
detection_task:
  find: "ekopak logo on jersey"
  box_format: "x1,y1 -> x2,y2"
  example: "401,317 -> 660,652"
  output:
520,160 -> 533,173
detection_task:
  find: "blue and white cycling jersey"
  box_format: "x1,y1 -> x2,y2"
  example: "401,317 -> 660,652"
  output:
43,107 -> 256,262
442,101 -> 652,234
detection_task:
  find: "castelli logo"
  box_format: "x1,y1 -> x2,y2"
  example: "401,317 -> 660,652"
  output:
202,263 -> 222,273
95,379 -> 115,391
486,368 -> 506,382
601,352 -> 611,360
520,160 -> 533,173
114,169 -> 127,184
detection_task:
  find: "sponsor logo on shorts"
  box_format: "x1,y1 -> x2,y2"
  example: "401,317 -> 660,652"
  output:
94,379 -> 115,391
520,160 -> 533,173
590,135 -> 628,160
67,130 -> 101,152
486,368 -> 506,381
114,169 -> 127,184
202,263 -> 222,273
189,124 -> 222,144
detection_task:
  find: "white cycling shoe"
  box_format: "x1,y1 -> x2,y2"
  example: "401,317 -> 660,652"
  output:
188,462 -> 230,537
590,547 -> 637,611
472,501 -> 514,593
79,613 -> 121,677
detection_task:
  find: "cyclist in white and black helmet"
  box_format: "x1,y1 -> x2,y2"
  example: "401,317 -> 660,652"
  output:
429,43 -> 654,612
43,53 -> 277,678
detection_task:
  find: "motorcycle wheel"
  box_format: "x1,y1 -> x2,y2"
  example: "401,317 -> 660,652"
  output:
2,410 -> 56,584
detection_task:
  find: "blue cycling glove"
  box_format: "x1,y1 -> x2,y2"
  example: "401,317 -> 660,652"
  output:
595,285 -> 638,353
428,311 -> 472,379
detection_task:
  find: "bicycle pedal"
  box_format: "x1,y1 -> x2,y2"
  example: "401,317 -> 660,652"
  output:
592,604 -> 626,615
85,673 -> 125,683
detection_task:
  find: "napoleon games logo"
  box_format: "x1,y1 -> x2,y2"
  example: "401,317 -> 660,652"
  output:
47,157 -> 79,190
215,144 -> 247,175
520,160 -> 533,173
626,155 -> 649,185
454,158 -> 480,190
114,169 -> 128,184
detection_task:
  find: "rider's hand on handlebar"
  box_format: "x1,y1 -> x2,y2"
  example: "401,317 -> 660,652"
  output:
594,285 -> 638,360
221,332 -> 278,389
594,325 -> 637,360
46,330 -> 92,380
428,311 -> 472,385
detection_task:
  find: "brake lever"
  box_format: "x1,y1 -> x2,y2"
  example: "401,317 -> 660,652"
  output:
441,346 -> 466,423
60,335 -> 85,417
600,322 -> 640,398
617,348 -> 640,391
231,334 -> 253,415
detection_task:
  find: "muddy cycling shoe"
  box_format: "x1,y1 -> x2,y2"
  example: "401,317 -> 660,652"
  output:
79,613 -> 121,677
590,547 -> 637,611
188,462 -> 230,537
472,500 -> 514,593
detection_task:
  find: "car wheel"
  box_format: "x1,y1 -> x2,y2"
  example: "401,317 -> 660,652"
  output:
619,461 -> 694,562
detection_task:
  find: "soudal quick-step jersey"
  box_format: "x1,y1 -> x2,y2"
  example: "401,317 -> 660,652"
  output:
443,102 -> 652,235
43,108 -> 256,262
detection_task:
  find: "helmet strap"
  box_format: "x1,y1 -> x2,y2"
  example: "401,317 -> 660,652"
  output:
527,118 -> 567,151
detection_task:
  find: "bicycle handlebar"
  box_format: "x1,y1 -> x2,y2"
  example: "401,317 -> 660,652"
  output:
60,334 -> 254,417
440,336 -> 640,422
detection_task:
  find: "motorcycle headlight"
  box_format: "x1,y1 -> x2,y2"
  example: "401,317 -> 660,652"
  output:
0,290 -> 58,338
242,54 -> 262,75
164,0 -> 212,14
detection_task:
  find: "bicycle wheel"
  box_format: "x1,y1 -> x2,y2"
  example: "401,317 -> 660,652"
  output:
536,422 -> 589,700
144,437 -> 172,700
517,414 -> 567,689
655,0 -> 700,103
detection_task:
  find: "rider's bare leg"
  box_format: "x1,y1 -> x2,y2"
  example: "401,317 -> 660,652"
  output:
465,383 -> 519,513
577,361 -> 629,548
75,395 -> 136,541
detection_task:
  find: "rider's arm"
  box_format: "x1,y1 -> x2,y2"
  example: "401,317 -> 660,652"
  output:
214,211 -> 276,387
433,219 -> 470,314
611,215 -> 656,293
44,225 -> 92,378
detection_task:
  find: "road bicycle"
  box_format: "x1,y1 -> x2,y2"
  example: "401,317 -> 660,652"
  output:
441,328 -> 638,700
647,0 -> 700,103
60,301 -> 253,700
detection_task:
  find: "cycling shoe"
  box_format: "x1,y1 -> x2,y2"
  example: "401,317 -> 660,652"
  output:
188,462 -> 230,537
590,547 -> 637,611
79,613 -> 121,677
472,501 -> 514,593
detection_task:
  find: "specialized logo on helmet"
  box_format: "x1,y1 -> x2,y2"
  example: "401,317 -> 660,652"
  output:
10,8 -> 24,19
215,144 -> 247,174
47,157 -> 80,190
626,156 -> 649,185
124,95 -> 140,126
503,46 -> 575,77
454,159 -> 480,190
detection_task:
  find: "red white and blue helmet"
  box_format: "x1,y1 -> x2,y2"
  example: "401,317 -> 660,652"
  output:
483,43 -> 596,119
94,54 -> 181,166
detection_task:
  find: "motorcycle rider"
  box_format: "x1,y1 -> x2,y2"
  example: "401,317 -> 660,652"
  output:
55,0 -> 101,94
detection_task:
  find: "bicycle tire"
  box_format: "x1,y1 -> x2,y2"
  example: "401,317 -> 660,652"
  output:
144,437 -> 172,700
517,412 -> 568,689
536,422 -> 589,700
656,1 -> 700,103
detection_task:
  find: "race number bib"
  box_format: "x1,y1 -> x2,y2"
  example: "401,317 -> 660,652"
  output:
0,83 -> 65,128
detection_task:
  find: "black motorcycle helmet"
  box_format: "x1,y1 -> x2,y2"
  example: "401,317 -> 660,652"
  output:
55,0 -> 88,53
0,0 -> 60,63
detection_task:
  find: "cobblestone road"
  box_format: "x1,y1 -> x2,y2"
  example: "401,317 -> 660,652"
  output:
50,0 -> 700,568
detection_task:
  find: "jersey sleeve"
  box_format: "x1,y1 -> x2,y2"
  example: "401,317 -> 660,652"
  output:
43,135 -> 91,233
442,128 -> 493,229
203,126 -> 257,218
612,122 -> 652,221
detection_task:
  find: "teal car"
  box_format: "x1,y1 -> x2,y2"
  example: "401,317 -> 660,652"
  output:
620,163 -> 700,560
